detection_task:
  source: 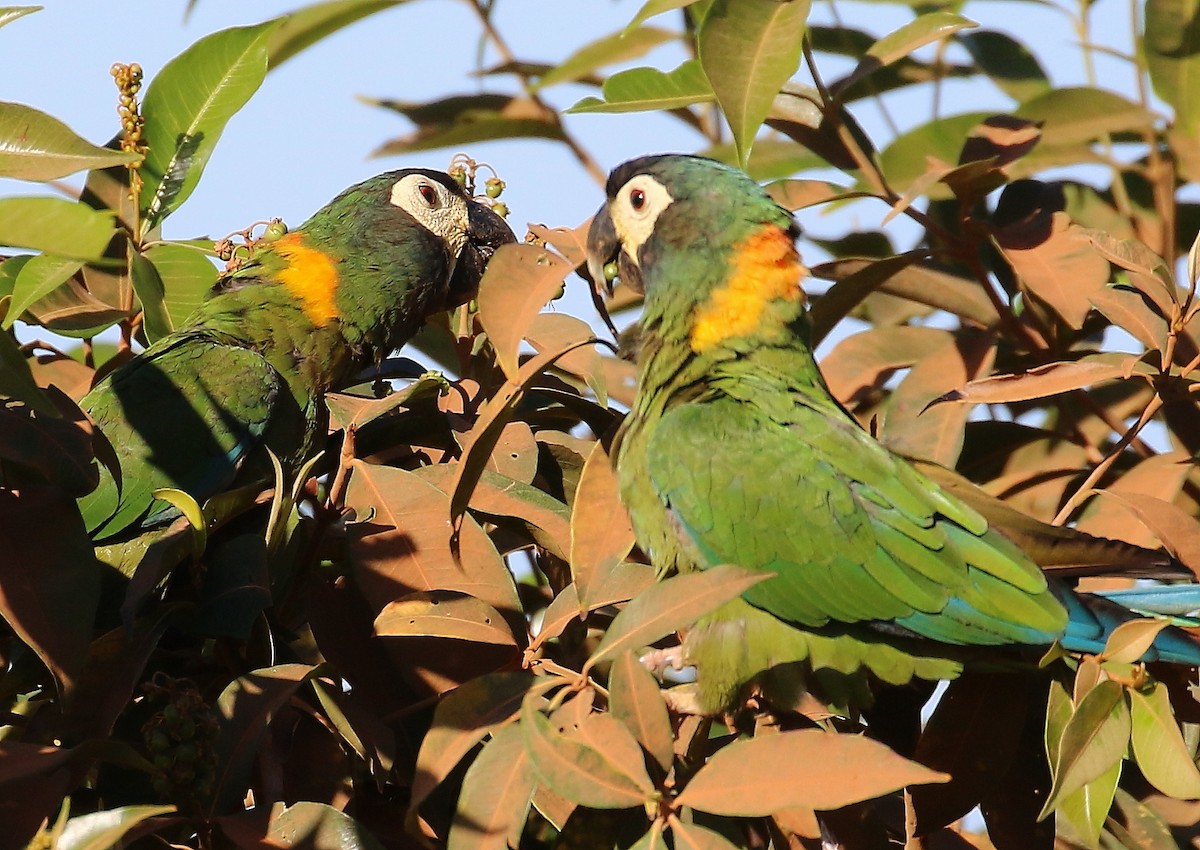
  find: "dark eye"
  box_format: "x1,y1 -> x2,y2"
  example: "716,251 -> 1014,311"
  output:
418,184 -> 439,206
630,188 -> 646,211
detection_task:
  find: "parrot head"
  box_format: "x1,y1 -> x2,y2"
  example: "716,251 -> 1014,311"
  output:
587,154 -> 807,356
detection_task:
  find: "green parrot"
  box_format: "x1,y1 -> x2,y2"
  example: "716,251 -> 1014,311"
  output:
586,154 -> 1200,714
80,169 -> 514,558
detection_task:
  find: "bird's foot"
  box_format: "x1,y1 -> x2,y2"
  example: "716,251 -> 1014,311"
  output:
640,646 -> 686,678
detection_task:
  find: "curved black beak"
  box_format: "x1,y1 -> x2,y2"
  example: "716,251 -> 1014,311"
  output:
447,199 -> 517,307
585,202 -> 620,296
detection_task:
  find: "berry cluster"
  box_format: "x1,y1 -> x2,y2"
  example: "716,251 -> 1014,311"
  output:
141,677 -> 220,809
110,63 -> 146,194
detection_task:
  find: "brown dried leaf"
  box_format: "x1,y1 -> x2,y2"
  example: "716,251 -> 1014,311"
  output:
571,442 -> 636,612
375,590 -> 516,646
476,243 -> 573,381
675,729 -> 949,815
939,355 -> 1141,405
610,651 -> 674,771
996,212 -> 1110,329
585,565 -> 769,672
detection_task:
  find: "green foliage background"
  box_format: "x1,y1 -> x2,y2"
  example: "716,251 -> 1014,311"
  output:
5,0 -> 1200,848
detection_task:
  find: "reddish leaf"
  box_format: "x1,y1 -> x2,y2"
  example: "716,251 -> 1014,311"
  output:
528,220 -> 589,267
571,442 -> 636,612
487,421 -> 539,484
476,243 -> 574,380
325,372 -> 449,431
585,565 -> 769,672
669,817 -> 743,850
212,664 -> 317,814
409,672 -> 554,822
766,179 -> 865,210
675,729 -> 949,814
1089,285 -> 1170,355
573,713 -> 655,793
346,463 -> 522,621
0,486 -> 100,699
446,339 -> 604,525
1091,491 -> 1200,578
883,330 -> 995,466
375,590 -> 516,646
609,651 -> 675,771
996,212 -> 1109,328
520,696 -> 654,809
820,326 -> 951,405
1076,451 -> 1192,549
448,724 -> 535,850
526,312 -> 607,403
533,562 -> 657,650
938,355 -> 1141,405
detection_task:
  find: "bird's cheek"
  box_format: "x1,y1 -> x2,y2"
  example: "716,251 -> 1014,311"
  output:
619,252 -> 645,295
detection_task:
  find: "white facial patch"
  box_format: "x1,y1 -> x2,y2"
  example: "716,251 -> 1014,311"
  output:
390,174 -> 471,257
610,174 -> 674,267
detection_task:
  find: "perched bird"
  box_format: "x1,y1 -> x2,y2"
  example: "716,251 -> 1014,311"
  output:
586,154 -> 1200,714
80,169 -> 514,557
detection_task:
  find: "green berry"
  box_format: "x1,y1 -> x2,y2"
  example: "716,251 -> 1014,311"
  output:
262,220 -> 288,242
603,261 -> 619,283
491,201 -> 509,218
148,730 -> 171,752
485,177 -> 505,199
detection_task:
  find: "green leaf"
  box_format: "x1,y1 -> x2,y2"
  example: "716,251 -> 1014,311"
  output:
57,805 -> 177,850
0,295 -> 55,414
1041,679 -> 1130,818
0,102 -> 139,181
866,11 -> 974,70
139,20 -> 279,236
0,6 -> 40,30
267,0 -> 406,69
1129,682 -> 1200,799
698,0 -> 810,167
1015,87 -> 1154,148
567,59 -> 714,114
266,802 -> 386,850
4,254 -> 83,329
1055,758 -> 1119,849
957,30 -> 1050,103
878,112 -> 990,194
0,197 -> 117,260
535,27 -> 676,91
129,248 -> 172,343
144,242 -> 218,329
1145,0 -> 1200,136
623,0 -> 703,33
